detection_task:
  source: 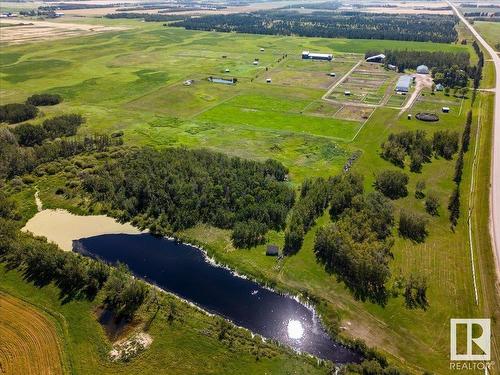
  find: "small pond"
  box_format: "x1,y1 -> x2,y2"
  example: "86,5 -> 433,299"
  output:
74,233 -> 361,364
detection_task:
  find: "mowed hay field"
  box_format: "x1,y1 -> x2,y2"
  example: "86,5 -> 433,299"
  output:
0,293 -> 65,375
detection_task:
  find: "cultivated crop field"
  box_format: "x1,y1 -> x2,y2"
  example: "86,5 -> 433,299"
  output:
1,16 -> 498,374
0,292 -> 66,375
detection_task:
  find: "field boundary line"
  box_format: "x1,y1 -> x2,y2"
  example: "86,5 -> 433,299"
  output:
468,97 -> 483,306
349,107 -> 376,142
321,59 -> 363,100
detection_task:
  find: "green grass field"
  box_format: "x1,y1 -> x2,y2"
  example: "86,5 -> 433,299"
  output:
474,21 -> 500,51
1,17 -> 498,374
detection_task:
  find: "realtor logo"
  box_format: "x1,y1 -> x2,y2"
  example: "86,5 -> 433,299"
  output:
450,319 -> 491,361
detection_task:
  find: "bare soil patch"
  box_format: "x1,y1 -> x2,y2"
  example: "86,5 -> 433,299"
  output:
0,19 -> 126,45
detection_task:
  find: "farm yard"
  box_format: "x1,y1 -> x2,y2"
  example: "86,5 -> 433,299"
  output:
327,62 -> 400,106
0,13 -> 498,375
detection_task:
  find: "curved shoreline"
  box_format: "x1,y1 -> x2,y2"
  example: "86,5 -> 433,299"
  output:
22,209 -> 146,251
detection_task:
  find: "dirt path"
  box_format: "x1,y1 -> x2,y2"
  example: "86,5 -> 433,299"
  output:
398,73 -> 433,116
322,59 -> 363,100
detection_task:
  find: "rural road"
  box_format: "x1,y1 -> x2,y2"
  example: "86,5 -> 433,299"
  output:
447,1 -> 500,281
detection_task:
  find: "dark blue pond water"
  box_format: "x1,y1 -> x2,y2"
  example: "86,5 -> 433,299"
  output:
73,233 -> 361,363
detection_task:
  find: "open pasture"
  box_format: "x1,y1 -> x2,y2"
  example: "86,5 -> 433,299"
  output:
405,90 -> 466,125
0,22 -> 475,181
269,55 -> 359,90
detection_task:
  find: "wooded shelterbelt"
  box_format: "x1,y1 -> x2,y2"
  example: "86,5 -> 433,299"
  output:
174,11 -> 458,43
82,148 -> 295,246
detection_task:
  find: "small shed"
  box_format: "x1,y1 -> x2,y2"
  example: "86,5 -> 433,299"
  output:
260,48 -> 265,52
266,244 -> 279,256
442,107 -> 450,113
225,69 -> 230,73
407,114 -> 412,120
417,65 -> 429,74
253,61 -> 259,65
387,64 -> 397,71
329,72 -> 336,77
435,83 -> 444,91
344,90 -> 351,96
266,78 -> 272,83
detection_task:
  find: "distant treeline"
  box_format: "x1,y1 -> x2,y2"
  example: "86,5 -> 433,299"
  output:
82,148 -> 294,247
174,11 -> 458,43
284,1 -> 341,10
39,3 -> 114,10
104,13 -> 186,22
365,50 -> 470,71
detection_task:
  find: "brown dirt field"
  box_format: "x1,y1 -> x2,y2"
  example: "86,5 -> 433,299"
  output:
334,105 -> 374,121
0,293 -> 65,375
0,19 -> 126,45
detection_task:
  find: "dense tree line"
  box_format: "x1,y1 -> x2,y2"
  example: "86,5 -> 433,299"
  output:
175,12 -> 458,43
104,13 -> 186,22
314,188 -> 395,304
432,130 -> 460,160
471,41 -> 484,90
448,110 -> 473,228
380,130 -> 432,172
13,114 -> 84,147
432,65 -> 470,88
403,274 -> 429,310
365,49 -> 470,72
283,177 -> 339,255
380,129 -> 460,170
0,194 -> 148,319
374,170 -> 409,199
282,173 -> 365,255
398,209 -> 427,242
26,93 -> 62,106
82,148 -> 294,246
0,127 -> 118,179
0,103 -> 38,124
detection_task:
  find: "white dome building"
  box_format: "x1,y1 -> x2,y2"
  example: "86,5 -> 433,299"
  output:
416,65 -> 429,74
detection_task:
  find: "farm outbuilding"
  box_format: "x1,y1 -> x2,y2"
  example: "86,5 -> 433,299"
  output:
417,65 -> 430,74
442,107 -> 450,113
395,75 -> 412,93
208,77 -> 237,85
366,54 -> 386,63
435,83 -> 444,91
266,78 -> 272,83
302,51 -> 333,61
266,244 -> 279,256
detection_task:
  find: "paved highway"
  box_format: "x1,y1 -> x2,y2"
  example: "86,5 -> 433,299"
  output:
447,1 -> 500,282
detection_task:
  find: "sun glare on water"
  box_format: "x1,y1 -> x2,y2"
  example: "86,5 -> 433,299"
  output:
287,319 -> 304,339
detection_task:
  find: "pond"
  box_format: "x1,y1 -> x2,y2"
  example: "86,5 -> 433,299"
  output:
73,233 -> 361,364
